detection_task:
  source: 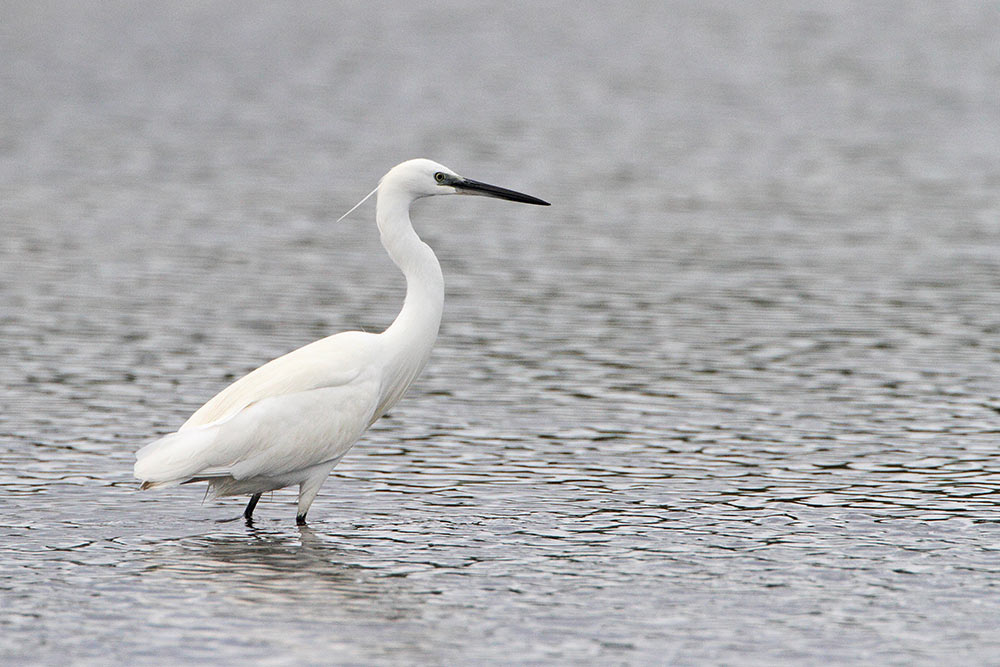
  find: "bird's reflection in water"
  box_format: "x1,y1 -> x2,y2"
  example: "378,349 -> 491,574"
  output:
139,522 -> 421,614
132,522 -> 443,659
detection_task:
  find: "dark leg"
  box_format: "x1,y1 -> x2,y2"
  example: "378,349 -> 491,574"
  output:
296,512 -> 307,526
244,493 -> 262,522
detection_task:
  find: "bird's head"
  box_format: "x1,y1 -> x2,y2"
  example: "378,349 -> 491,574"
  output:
338,159 -> 549,223
381,158 -> 550,206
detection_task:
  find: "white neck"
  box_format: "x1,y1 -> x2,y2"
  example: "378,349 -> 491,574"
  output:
374,188 -> 445,409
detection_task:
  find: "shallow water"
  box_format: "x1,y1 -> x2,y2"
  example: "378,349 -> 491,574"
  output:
3,2 -> 1000,664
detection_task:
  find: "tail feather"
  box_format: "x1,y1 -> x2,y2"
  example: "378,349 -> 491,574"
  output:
134,424 -> 226,487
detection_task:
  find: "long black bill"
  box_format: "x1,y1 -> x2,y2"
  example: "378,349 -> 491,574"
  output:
455,178 -> 550,206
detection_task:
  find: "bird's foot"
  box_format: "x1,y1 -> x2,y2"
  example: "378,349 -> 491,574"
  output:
296,513 -> 308,526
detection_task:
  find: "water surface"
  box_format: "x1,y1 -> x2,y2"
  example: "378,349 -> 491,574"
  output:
3,2 -> 1000,664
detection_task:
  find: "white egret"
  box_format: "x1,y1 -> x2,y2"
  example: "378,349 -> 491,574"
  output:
134,159 -> 549,524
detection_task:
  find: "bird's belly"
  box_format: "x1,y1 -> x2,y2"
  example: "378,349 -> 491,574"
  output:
206,458 -> 341,498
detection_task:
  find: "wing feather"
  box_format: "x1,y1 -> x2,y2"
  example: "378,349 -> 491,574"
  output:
135,378 -> 380,486
181,330 -> 377,430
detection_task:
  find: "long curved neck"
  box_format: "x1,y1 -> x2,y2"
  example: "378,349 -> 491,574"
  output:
376,188 -> 445,374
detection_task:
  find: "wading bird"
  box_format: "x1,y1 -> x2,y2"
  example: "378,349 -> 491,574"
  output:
134,159 -> 549,524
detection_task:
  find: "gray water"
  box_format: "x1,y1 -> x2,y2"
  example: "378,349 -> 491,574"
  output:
3,2 -> 1000,664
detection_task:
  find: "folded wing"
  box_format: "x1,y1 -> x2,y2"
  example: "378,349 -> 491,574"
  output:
135,330 -> 382,487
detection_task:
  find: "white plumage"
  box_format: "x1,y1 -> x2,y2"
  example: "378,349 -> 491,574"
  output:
134,158 -> 549,524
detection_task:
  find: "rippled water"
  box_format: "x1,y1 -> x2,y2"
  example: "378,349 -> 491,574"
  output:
3,2 -> 1000,664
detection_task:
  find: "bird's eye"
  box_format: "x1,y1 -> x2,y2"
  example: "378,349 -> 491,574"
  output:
434,172 -> 447,184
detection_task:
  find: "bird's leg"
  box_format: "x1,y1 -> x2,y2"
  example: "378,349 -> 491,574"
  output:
296,467 -> 332,526
243,493 -> 262,523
